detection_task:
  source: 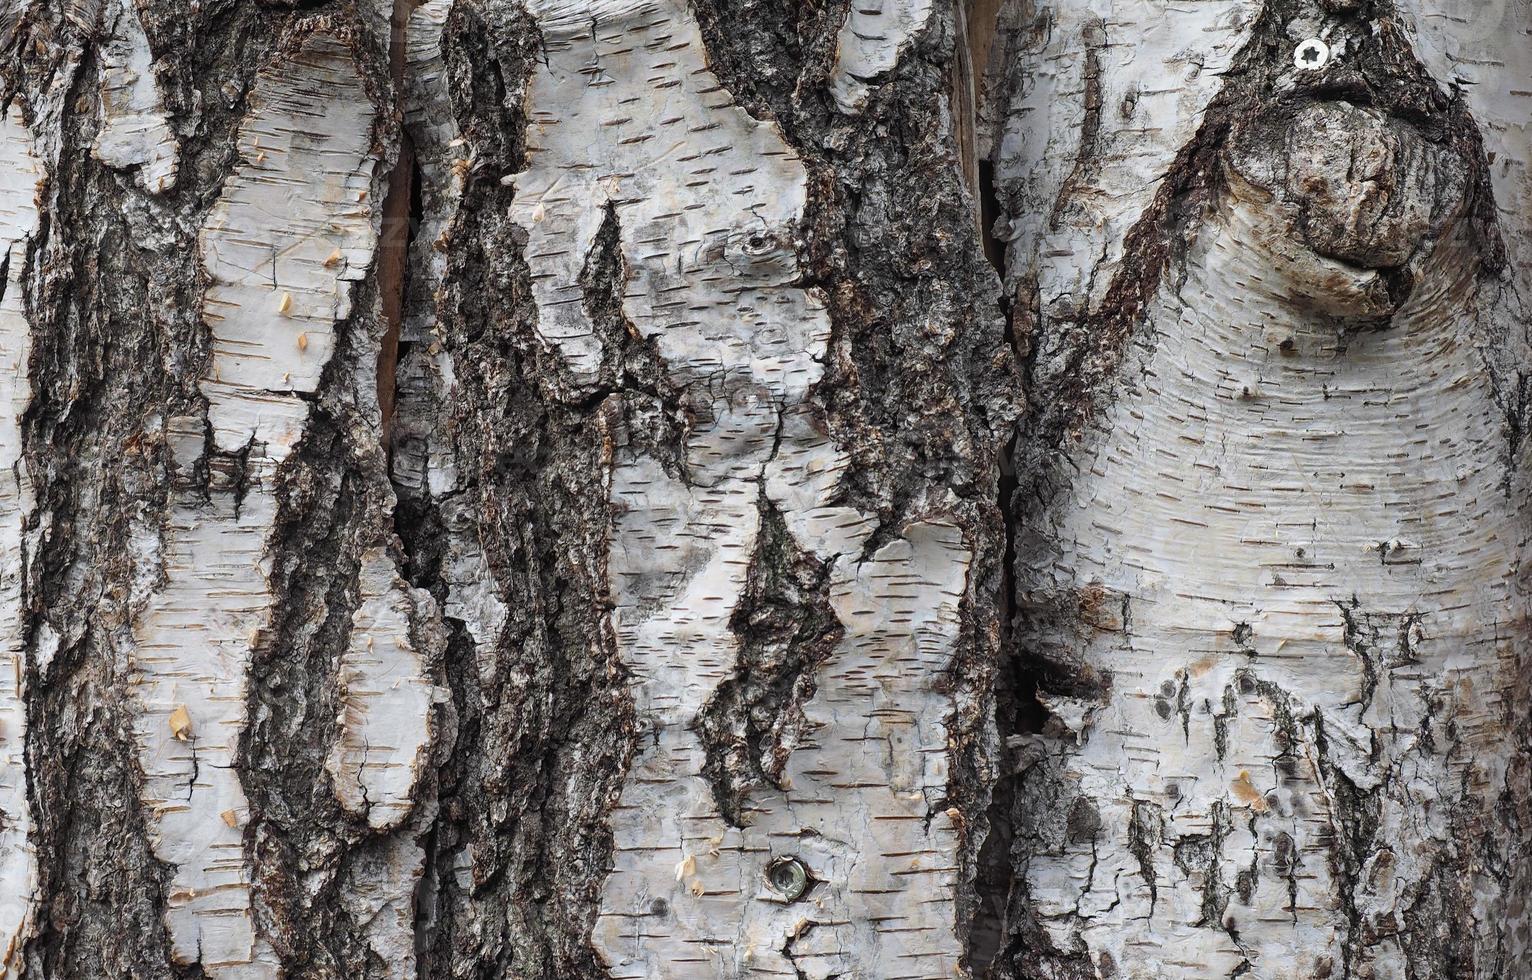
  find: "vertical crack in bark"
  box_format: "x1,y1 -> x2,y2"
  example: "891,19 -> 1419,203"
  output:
376,0 -> 415,448
969,62 -> 1024,977
388,7 -> 638,974
951,0 -> 1004,226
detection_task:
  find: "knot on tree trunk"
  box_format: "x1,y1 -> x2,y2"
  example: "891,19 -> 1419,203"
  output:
1224,99 -> 1474,316
1230,100 -> 1469,269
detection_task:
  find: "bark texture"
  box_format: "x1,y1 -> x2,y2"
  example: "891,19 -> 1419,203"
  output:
981,0 -> 1532,977
1,0 -> 1527,977
1,0 -> 1010,977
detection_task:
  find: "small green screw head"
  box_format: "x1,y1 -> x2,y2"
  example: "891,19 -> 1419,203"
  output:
765,856 -> 810,902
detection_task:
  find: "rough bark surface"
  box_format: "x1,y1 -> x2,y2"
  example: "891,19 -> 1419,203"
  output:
390,0 -> 1011,975
1,0 -> 1010,977
1,0 -> 1526,978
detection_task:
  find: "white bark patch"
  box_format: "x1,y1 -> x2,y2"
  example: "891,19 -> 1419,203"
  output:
91,0 -> 179,193
828,0 -> 933,114
508,3 -> 971,975
0,104 -> 41,976
742,521 -> 968,979
995,0 -> 1258,310
327,547 -> 437,831
199,32 -> 377,462
131,32 -> 378,979
438,496 -> 508,684
1018,161 -> 1528,977
132,491 -> 283,978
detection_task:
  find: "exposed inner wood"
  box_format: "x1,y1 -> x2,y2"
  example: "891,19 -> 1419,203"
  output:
952,0 -> 1003,219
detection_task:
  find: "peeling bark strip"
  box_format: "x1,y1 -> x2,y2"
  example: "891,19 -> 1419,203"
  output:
129,30 -> 378,978
199,32 -> 377,460
506,1 -> 971,975
996,0 -> 1532,976
90,0 -> 178,194
132,483 -> 282,977
829,0 -> 934,113
0,104 -> 42,976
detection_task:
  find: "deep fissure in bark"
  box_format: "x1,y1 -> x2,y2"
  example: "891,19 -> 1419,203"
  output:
695,493 -> 844,827
389,5 -> 644,969
396,170 -> 639,976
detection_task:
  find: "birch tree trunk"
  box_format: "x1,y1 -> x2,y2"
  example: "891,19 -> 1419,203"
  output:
979,0 -> 1532,977
0,0 -> 1525,979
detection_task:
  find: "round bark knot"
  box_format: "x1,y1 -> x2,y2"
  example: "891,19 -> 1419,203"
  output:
1231,101 -> 1469,271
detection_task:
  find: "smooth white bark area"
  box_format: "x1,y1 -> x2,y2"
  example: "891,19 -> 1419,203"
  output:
737,520 -> 968,979
199,33 -> 376,460
132,486 -> 283,978
1016,119 -> 1530,980
0,104 -> 41,977
130,32 -> 378,979
91,0 -> 179,194
994,0 -> 1257,311
327,546 -> 438,831
828,0 -> 933,114
508,3 -> 971,976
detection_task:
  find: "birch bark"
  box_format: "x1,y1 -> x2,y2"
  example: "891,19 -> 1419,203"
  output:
982,0 -> 1532,977
1,0 -> 1525,978
1,0 -> 1007,976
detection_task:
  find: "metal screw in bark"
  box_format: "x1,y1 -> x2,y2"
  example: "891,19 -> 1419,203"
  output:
1294,38 -> 1330,69
765,856 -> 810,902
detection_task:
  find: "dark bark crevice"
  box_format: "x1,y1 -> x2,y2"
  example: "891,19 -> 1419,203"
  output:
696,0 -> 1019,968
694,490 -> 844,828
391,7 -> 640,968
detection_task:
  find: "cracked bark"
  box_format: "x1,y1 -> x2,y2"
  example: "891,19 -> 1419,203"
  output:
0,0 -> 1525,979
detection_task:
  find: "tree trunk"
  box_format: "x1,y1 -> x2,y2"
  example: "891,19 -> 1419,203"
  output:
980,0 -> 1532,977
0,0 -> 1525,979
